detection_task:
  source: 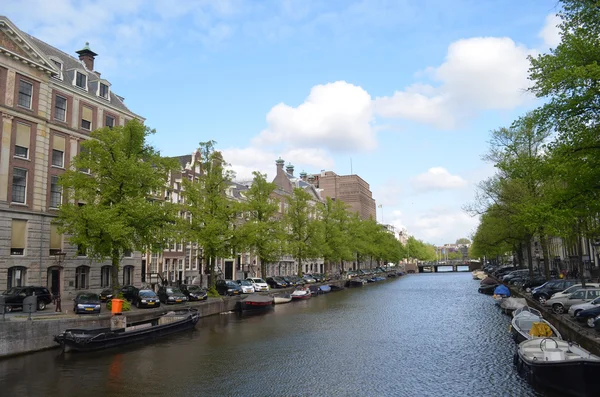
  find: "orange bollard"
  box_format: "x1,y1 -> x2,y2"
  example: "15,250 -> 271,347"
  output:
111,299 -> 124,314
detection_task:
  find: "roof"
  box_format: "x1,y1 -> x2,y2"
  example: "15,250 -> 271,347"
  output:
172,155 -> 193,169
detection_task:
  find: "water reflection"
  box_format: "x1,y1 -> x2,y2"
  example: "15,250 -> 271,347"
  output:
0,273 -> 547,396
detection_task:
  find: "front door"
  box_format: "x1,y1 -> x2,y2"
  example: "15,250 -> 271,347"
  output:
48,268 -> 61,297
224,260 -> 233,280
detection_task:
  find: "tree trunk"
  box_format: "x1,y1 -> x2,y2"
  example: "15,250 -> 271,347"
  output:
260,257 -> 266,280
577,231 -> 586,287
296,256 -> 302,277
526,237 -> 534,280
111,248 -> 121,296
539,231 -> 550,279
517,242 -> 524,269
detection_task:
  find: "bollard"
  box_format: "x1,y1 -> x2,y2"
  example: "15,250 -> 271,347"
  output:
55,295 -> 62,312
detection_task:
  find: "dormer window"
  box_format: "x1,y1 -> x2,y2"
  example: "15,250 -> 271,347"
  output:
75,72 -> 87,89
51,59 -> 63,80
99,83 -> 109,99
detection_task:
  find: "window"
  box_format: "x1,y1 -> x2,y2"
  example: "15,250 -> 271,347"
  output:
75,266 -> 89,289
123,250 -> 132,257
105,115 -> 115,128
123,266 -> 134,285
49,223 -> 62,255
50,175 -> 62,208
77,244 -> 87,257
51,60 -> 63,79
7,267 -> 26,289
81,106 -> 92,130
12,168 -> 27,203
52,135 -> 65,167
99,83 -> 109,99
75,72 -> 87,89
15,123 -> 30,159
11,219 -> 27,255
54,95 -> 67,121
185,257 -> 191,270
101,266 -> 112,288
18,80 -> 33,108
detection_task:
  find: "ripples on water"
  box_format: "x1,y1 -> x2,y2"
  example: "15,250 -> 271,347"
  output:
0,273 -> 546,397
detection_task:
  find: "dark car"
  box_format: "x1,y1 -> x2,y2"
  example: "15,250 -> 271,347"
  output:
99,288 -> 114,302
518,275 -> 548,292
73,292 -> 101,314
266,277 -> 288,289
132,289 -> 161,308
575,305 -> 600,328
532,279 -> 578,305
0,286 -> 52,312
120,285 -> 139,301
157,286 -> 188,304
215,280 -> 242,296
282,276 -> 298,286
180,285 -> 208,301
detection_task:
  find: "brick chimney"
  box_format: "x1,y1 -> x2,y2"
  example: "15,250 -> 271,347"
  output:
276,157 -> 285,172
285,163 -> 294,176
76,42 -> 98,71
300,171 -> 307,181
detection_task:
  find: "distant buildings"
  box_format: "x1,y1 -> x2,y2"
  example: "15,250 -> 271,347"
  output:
0,16 -> 142,298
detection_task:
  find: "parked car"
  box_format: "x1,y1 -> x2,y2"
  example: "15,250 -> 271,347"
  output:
502,269 -> 530,282
157,286 -> 188,304
575,305 -> 600,327
569,296 -> 600,317
518,275 -> 548,292
216,280 -> 242,296
266,276 -> 288,289
180,285 -> 208,301
532,279 -> 578,305
549,283 -> 600,301
302,275 -> 317,284
132,289 -> 161,308
0,286 -> 52,312
246,278 -> 269,292
281,276 -> 298,286
73,292 -> 101,314
120,285 -> 139,301
99,288 -> 114,302
235,280 -> 255,294
546,288 -> 600,314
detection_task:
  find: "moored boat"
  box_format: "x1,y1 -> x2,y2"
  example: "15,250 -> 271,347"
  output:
319,284 -> 331,294
238,294 -> 274,312
515,338 -> 600,396
54,309 -> 200,353
291,288 -> 311,300
271,293 -> 292,304
510,307 -> 561,344
346,278 -> 367,288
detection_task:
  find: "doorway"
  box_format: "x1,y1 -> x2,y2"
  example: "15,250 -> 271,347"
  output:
47,267 -> 61,297
224,260 -> 233,280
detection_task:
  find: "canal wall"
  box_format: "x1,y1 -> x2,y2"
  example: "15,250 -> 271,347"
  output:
0,297 -> 237,359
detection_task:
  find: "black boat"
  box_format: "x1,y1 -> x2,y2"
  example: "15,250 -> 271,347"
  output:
54,309 -> 200,353
329,284 -> 345,292
478,283 -> 499,295
515,338 -> 600,396
237,294 -> 274,312
346,278 -> 366,288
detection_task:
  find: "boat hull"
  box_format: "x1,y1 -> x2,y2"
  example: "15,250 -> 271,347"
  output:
238,297 -> 274,312
515,352 -> 600,397
55,310 -> 200,353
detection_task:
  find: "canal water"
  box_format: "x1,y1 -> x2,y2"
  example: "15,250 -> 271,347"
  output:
0,273 -> 545,396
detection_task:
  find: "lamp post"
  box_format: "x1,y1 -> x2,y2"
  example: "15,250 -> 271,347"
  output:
53,251 -> 66,312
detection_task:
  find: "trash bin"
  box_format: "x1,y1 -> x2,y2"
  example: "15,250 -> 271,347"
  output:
111,299 -> 124,314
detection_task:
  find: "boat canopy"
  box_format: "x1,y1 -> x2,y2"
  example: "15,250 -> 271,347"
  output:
494,285 -> 510,297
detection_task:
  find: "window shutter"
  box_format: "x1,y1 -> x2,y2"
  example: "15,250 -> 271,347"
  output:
50,224 -> 61,249
16,123 -> 30,148
53,135 -> 66,151
11,219 -> 27,248
82,106 -> 93,121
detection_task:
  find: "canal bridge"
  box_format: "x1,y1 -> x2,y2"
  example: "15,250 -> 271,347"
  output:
418,260 -> 480,273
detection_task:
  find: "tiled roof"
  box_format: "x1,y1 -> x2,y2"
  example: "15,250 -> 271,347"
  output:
172,155 -> 193,169
24,34 -> 135,115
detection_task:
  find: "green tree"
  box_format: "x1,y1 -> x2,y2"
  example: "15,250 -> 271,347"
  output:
317,198 -> 354,274
238,171 -> 282,278
284,188 -> 321,276
181,141 -> 238,291
455,238 -> 471,245
56,120 -> 178,294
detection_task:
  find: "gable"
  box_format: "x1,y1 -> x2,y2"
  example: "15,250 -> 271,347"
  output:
0,17 -> 56,75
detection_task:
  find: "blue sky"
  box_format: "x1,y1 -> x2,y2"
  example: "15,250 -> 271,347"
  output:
6,0 -> 562,245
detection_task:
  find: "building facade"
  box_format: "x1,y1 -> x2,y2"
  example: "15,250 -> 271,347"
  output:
306,170 -> 376,221
0,16 -> 143,299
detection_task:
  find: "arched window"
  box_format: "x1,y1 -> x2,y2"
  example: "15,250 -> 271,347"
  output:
123,265 -> 134,286
7,266 -> 26,289
101,265 -> 112,288
75,265 -> 89,289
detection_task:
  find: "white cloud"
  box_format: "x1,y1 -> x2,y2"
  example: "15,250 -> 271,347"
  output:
374,179 -> 403,207
539,14 -> 561,49
253,81 -> 376,152
374,37 -> 536,129
411,167 -> 467,192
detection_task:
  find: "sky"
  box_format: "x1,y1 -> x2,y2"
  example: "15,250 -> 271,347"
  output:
4,0 -> 563,245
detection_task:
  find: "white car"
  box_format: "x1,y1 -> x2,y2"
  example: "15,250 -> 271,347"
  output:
549,283 -> 600,302
246,277 -> 269,292
236,279 -> 255,294
569,296 -> 600,317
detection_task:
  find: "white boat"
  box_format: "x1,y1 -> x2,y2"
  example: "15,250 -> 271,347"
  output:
510,307 -> 561,344
271,293 -> 292,304
500,297 -> 527,314
290,288 -> 311,300
515,338 -> 600,396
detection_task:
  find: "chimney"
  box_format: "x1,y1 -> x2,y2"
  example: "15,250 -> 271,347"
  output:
285,163 -> 294,176
299,171 -> 307,181
76,42 -> 98,71
275,157 -> 285,172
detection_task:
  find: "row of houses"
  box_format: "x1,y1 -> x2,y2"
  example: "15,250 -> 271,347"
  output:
0,16 -> 384,299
